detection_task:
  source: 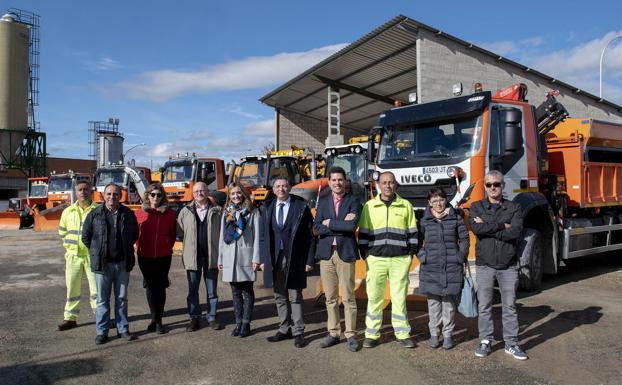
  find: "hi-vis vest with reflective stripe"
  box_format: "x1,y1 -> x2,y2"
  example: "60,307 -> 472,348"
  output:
358,193 -> 418,258
59,201 -> 99,257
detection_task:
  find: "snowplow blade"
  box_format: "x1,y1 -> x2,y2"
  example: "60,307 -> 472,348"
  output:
0,212 -> 22,230
34,205 -> 68,232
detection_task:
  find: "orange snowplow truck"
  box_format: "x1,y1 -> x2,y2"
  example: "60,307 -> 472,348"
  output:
161,153 -> 227,210
34,171 -> 92,231
0,177 -> 49,230
234,148 -> 322,206
370,83 -> 622,291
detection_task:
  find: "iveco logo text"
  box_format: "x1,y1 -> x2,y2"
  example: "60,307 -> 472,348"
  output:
467,96 -> 485,102
401,174 -> 432,184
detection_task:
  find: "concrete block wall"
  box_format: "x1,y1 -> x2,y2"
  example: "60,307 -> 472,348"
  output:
278,109 -> 358,152
278,109 -> 325,152
417,29 -> 622,123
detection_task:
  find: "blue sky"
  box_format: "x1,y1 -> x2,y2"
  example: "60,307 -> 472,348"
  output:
5,0 -> 622,168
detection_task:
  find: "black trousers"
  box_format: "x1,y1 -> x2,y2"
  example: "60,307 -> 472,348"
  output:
138,256 -> 172,322
230,281 -> 255,324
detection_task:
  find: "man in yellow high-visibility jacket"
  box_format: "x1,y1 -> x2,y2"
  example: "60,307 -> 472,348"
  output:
358,172 -> 418,348
57,179 -> 98,331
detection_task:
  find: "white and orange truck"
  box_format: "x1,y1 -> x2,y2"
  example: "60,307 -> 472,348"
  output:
35,171 -> 92,231
291,136 -> 377,209
369,83 -> 622,291
93,164 -> 151,207
234,148 -> 322,206
160,153 -> 227,210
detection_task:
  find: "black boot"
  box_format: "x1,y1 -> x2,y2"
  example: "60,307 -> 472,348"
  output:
231,323 -> 242,337
239,323 -> 251,338
155,319 -> 166,334
147,321 -> 156,333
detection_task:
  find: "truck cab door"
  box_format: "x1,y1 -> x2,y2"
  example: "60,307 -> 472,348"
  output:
488,106 -> 524,174
197,161 -> 217,190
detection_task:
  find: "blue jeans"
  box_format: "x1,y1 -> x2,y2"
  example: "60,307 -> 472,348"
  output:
95,262 -> 130,336
186,259 -> 219,321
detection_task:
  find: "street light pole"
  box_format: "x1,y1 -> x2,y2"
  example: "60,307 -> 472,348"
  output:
599,35 -> 622,99
122,143 -> 146,163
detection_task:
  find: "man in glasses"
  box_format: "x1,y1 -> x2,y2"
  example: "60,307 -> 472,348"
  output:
177,181 -> 224,332
469,170 -> 527,360
82,183 -> 139,345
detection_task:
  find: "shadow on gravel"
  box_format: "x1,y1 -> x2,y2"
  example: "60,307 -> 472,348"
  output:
0,357 -> 101,385
519,253 -> 622,298
482,304 -> 604,353
520,305 -> 603,351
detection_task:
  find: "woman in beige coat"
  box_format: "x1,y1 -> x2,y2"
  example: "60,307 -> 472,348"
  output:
218,183 -> 260,337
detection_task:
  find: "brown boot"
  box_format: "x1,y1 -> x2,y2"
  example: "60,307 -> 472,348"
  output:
186,318 -> 201,332
57,320 -> 77,331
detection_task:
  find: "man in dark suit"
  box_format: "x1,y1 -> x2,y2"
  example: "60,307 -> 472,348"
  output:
314,166 -> 361,352
259,176 -> 315,348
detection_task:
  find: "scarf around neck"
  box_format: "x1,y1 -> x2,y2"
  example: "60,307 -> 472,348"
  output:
224,204 -> 250,244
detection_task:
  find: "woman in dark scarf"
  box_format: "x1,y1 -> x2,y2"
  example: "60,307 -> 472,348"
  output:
217,183 -> 260,337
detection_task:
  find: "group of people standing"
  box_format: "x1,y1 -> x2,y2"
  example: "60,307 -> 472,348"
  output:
56,167 -> 528,360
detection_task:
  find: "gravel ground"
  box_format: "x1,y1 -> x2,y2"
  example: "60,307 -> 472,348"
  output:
0,229 -> 620,385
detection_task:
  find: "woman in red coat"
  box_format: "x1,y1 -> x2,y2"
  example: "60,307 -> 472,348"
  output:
135,183 -> 177,334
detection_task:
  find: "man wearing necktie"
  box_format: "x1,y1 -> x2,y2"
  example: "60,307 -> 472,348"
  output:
259,176 -> 315,348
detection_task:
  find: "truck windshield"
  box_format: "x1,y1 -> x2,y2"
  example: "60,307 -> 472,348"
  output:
48,177 -> 73,193
238,159 -> 267,188
378,114 -> 483,163
162,161 -> 194,182
268,158 -> 301,187
29,184 -> 48,197
96,170 -> 128,187
325,153 -> 368,184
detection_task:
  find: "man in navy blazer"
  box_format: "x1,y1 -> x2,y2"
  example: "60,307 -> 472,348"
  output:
313,166 -> 361,352
259,176 -> 315,348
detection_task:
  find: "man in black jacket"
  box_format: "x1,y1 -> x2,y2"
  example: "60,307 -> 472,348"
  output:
469,170 -> 527,360
314,167 -> 361,352
82,183 -> 139,345
259,176 -> 315,348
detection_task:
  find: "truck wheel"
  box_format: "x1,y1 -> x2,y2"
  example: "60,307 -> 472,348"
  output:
518,228 -> 543,292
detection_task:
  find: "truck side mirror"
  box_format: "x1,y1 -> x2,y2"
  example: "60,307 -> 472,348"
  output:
368,126 -> 382,163
503,108 -> 523,154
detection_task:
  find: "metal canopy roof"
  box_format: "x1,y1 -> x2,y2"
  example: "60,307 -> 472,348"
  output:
260,15 -> 622,134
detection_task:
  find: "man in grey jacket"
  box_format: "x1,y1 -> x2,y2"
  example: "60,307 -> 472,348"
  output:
469,170 -> 527,360
177,182 -> 223,332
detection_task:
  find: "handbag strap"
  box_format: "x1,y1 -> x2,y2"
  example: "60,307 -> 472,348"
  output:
464,258 -> 473,279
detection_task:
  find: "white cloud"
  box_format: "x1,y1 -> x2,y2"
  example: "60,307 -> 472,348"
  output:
520,36 -> 545,48
479,40 -> 519,56
229,106 -> 263,120
481,31 -> 622,103
525,31 -> 622,81
478,36 -> 545,56
242,119 -> 274,137
137,127 -> 273,165
112,43 -> 348,102
84,56 -> 121,71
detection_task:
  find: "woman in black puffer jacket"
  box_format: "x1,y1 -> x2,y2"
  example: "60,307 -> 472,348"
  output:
418,187 -> 469,350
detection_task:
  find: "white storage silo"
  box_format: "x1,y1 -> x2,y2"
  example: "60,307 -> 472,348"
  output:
0,13 -> 30,166
97,133 -> 124,167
